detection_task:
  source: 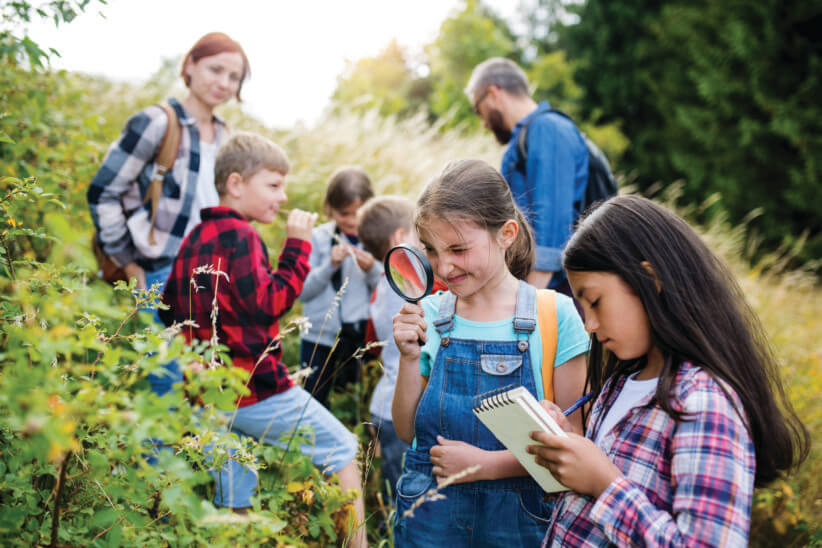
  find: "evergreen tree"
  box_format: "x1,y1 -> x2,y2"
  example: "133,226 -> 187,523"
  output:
563,0 -> 822,262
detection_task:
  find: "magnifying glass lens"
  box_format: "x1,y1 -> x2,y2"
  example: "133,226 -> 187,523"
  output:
384,245 -> 434,303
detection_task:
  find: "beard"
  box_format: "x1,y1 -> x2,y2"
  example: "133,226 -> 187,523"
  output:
488,108 -> 512,144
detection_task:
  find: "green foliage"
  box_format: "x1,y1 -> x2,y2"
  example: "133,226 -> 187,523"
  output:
527,50 -> 629,162
327,0 -> 628,163
425,0 -> 519,129
0,176 -> 358,546
0,10 -> 360,545
562,0 -> 822,264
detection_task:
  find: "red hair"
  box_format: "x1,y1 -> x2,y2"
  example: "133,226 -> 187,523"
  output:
181,32 -> 250,101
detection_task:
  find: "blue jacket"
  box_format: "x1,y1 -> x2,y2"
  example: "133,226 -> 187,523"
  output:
500,101 -> 588,278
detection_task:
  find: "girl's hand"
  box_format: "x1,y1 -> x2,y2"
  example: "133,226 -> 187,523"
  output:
352,247 -> 375,271
393,302 -> 427,359
330,244 -> 348,267
539,400 -> 575,433
286,209 -> 317,242
526,432 -> 622,498
430,436 -> 485,484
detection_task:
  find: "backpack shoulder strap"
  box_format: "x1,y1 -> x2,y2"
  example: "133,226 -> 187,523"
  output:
155,103 -> 181,171
537,289 -> 558,402
515,116 -> 533,173
143,103 -> 181,245
515,108 -> 570,173
547,107 -> 572,121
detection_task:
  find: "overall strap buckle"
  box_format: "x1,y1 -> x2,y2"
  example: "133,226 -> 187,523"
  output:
513,281 -> 537,352
433,292 -> 457,346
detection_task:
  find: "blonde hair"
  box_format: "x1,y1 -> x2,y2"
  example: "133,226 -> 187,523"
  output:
215,132 -> 290,195
357,195 -> 415,261
416,159 -> 534,280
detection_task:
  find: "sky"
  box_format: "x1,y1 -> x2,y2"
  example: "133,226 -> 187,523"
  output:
24,0 -> 517,129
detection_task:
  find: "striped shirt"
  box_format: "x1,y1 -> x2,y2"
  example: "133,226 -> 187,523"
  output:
544,361 -> 755,547
87,98 -> 228,272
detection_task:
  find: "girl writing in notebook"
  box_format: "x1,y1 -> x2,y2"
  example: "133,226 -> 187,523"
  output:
391,160 -> 589,547
528,195 -> 809,546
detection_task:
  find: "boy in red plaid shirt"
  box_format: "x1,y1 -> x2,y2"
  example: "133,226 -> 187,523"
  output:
160,133 -> 365,546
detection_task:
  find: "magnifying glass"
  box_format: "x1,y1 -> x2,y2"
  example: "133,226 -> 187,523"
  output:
384,244 -> 434,303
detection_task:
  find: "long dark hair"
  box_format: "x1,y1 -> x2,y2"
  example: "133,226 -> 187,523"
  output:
415,159 -> 534,280
564,195 -> 809,486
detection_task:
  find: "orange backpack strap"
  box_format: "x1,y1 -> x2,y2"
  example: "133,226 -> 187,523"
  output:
537,289 -> 558,402
143,103 -> 181,245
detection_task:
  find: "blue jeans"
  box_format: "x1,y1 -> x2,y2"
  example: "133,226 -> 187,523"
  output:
209,386 -> 359,508
393,282 -> 550,547
144,264 -> 182,396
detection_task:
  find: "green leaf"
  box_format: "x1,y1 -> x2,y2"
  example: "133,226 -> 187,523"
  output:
90,507 -> 118,529
0,507 -> 25,531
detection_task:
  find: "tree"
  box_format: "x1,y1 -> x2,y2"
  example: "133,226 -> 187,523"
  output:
425,0 -> 520,129
563,0 -> 822,263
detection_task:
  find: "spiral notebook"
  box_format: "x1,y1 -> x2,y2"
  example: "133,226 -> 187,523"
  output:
473,385 -> 569,493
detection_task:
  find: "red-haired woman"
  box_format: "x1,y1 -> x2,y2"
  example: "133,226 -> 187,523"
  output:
88,32 -> 249,395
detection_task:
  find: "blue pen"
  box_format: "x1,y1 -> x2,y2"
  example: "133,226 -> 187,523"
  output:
563,392 -> 595,416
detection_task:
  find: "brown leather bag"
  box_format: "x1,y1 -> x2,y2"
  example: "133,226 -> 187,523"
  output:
92,103 -> 182,284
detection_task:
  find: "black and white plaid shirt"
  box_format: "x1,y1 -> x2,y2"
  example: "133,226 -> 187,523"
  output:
87,98 -> 228,272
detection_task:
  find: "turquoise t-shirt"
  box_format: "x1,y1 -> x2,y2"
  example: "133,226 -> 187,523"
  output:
419,290 -> 590,400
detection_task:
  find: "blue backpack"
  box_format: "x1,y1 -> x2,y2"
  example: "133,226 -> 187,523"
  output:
515,108 -> 617,214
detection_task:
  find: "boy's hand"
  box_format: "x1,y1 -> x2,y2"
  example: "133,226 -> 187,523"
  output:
330,244 -> 348,267
393,302 -> 426,359
286,209 -> 317,242
352,247 -> 375,271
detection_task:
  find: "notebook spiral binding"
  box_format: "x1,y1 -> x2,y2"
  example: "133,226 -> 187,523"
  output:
472,384 -> 520,412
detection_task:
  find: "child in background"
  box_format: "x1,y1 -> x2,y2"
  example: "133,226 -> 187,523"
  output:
160,134 -> 366,547
300,167 -> 382,405
391,160 -> 590,547
527,195 -> 809,547
356,196 -> 423,499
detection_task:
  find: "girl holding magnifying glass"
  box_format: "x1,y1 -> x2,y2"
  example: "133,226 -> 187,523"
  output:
391,159 -> 590,547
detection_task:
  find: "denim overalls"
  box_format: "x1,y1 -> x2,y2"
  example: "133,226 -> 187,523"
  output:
393,282 -> 551,548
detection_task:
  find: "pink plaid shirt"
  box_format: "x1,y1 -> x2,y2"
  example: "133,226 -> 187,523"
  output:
544,361 -> 755,547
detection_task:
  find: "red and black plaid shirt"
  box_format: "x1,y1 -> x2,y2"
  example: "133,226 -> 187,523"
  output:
160,206 -> 311,407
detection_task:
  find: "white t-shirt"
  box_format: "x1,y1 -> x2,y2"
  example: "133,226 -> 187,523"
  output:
594,372 -> 659,445
189,140 -> 220,229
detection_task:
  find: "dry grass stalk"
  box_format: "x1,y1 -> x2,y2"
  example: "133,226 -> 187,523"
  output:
401,464 -> 481,519
353,340 -> 387,360
208,259 -> 228,370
